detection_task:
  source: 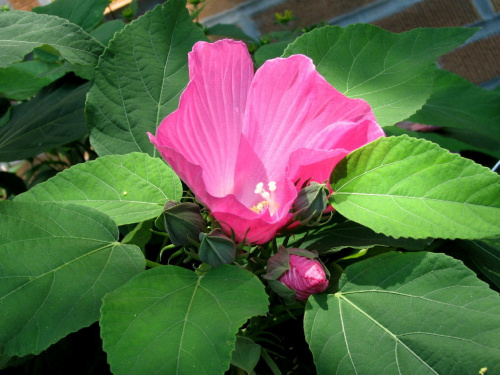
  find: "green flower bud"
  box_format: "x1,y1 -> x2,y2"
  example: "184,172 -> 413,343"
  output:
199,229 -> 236,267
292,182 -> 329,224
157,201 -> 206,246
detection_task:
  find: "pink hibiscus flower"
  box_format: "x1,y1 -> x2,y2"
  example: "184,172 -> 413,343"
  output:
149,39 -> 384,244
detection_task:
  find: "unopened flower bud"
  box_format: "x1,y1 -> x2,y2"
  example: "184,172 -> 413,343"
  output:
157,201 -> 206,246
199,229 -> 236,267
293,182 -> 329,224
265,247 -> 329,301
280,254 -> 329,300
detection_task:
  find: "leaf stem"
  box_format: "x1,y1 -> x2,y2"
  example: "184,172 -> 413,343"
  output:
146,259 -> 162,268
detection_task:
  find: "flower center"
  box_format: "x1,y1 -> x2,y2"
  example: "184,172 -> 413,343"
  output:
251,181 -> 279,216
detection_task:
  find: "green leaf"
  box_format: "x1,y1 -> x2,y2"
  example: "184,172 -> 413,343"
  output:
0,60 -> 65,100
384,125 -> 500,159
254,41 -> 289,66
231,336 -> 261,374
32,0 -> 109,32
33,46 -> 62,63
283,25 -> 477,126
0,10 -> 104,67
457,239 -> 500,290
100,265 -> 269,375
15,152 -> 182,226
330,135 -> 500,239
0,80 -> 88,162
90,20 -> 126,46
121,220 -> 153,249
206,24 -> 255,42
305,251 -> 500,374
0,201 -> 145,357
300,220 -> 430,253
86,0 -> 207,156
409,69 -> 500,142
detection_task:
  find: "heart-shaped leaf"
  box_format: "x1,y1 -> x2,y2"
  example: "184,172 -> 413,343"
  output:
86,0 -> 207,156
330,135 -> 500,239
409,69 -> 500,142
15,152 -> 182,226
384,125 -> 500,159
457,239 -> 500,290
32,0 -> 109,32
283,25 -> 477,126
0,201 -> 145,357
299,220 -> 430,253
0,10 -> 104,67
100,265 -> 269,375
305,251 -> 500,374
0,80 -> 88,162
0,60 -> 65,101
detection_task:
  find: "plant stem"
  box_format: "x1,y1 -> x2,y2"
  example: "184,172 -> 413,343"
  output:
146,259 -> 162,268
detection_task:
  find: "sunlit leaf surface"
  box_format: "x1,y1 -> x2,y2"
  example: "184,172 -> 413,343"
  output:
305,252 -> 500,374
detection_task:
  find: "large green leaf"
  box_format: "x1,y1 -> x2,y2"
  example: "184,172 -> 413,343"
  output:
0,201 -> 145,357
330,135 -> 500,239
299,220 -> 430,253
0,80 -> 88,162
206,24 -> 255,42
283,25 -> 477,126
32,0 -> 109,32
100,265 -> 269,375
457,239 -> 500,290
0,60 -> 65,100
0,10 -> 104,68
305,251 -> 500,374
86,0 -> 207,156
409,69 -> 500,142
254,41 -> 290,67
90,20 -> 126,46
15,152 -> 182,226
384,125 -> 500,159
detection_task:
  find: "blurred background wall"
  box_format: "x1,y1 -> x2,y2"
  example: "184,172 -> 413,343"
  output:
3,0 -> 499,88
197,0 -> 500,88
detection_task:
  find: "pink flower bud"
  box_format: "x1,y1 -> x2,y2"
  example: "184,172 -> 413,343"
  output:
278,254 -> 329,301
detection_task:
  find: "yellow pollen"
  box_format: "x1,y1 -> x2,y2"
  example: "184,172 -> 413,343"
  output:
250,201 -> 269,213
251,181 -> 279,215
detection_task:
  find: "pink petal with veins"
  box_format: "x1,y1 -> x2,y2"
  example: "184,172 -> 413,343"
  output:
150,39 -> 384,243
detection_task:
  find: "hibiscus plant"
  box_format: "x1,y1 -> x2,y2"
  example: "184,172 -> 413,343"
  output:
1,0 -> 500,374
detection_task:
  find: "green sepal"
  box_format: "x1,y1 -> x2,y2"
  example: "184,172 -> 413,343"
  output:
156,201 -> 207,246
267,280 -> 296,305
292,182 -> 329,225
199,229 -> 236,267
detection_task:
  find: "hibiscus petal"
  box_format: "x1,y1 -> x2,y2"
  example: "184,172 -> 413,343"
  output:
288,120 -> 385,185
242,54 -> 380,182
208,174 -> 297,243
288,148 -> 348,188
213,208 -> 293,244
150,39 -> 254,198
